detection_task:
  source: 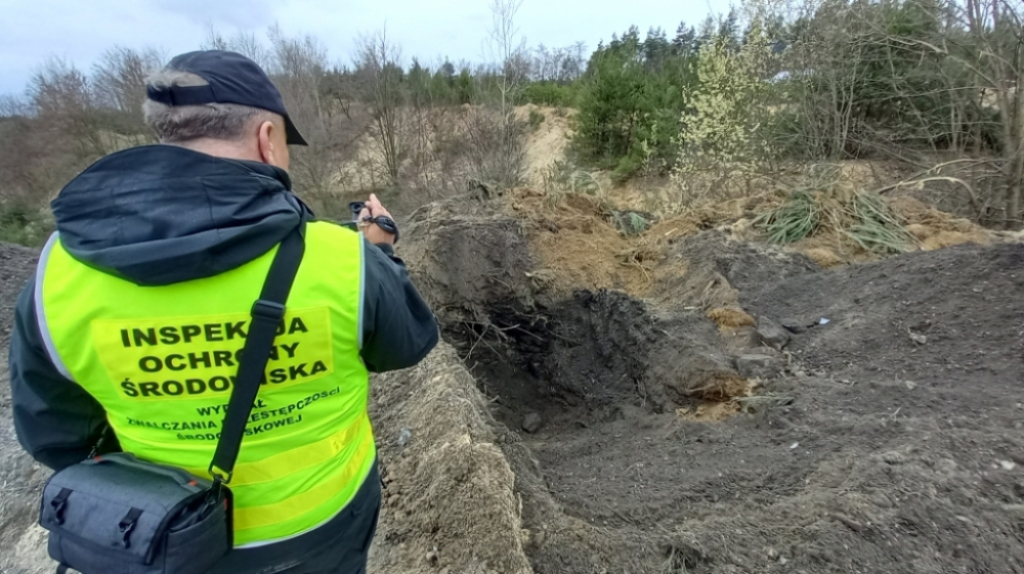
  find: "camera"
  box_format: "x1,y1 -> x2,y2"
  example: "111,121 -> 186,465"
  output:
343,201 -> 399,243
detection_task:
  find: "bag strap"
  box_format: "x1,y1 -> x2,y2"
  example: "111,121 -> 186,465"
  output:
208,226 -> 305,485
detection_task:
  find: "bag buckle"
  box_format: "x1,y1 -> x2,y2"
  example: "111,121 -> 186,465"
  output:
119,521 -> 135,548
118,508 -> 143,549
208,464 -> 232,487
251,300 -> 285,322
50,488 -> 72,525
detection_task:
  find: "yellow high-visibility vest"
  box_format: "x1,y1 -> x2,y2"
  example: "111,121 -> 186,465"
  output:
34,221 -> 377,547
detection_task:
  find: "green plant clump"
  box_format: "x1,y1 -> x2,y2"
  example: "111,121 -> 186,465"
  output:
754,189 -> 820,244
627,212 -> 650,235
541,159 -> 602,203
845,193 -> 914,254
755,186 -> 914,254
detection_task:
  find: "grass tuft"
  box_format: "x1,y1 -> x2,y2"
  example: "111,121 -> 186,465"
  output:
754,165 -> 913,254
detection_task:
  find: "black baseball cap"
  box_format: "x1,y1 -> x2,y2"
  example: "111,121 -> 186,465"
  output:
146,50 -> 307,146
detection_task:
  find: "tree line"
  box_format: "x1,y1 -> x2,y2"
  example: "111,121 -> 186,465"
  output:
558,0 -> 1022,229
1,0 -> 1022,246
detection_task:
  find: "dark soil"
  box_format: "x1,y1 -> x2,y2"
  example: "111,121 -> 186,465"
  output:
465,289 -> 742,430
649,229 -> 820,311
399,210 -> 538,328
669,229 -> 821,294
743,241 -> 1024,385
424,218 -> 1024,574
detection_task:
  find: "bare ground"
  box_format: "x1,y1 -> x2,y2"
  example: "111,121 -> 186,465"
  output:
407,205 -> 1024,574
3,195 -> 1024,574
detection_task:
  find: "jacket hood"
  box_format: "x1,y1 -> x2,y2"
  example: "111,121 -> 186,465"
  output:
51,144 -> 312,286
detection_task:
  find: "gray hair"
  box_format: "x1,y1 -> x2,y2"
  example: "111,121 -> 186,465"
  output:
143,70 -> 269,143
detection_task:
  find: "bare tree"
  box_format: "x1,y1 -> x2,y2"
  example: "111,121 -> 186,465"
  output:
476,0 -> 528,190
763,0 -> 1024,228
28,57 -> 110,158
269,27 -> 357,203
92,46 -> 162,145
530,42 -> 587,83
857,0 -> 1024,227
774,0 -> 866,161
356,28 -> 407,186
203,28 -> 270,69
958,0 -> 1024,228
92,47 -> 162,114
2,60 -> 106,213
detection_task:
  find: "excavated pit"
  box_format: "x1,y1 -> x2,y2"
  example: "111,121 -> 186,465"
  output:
452,290 -> 658,434
448,290 -> 748,434
421,222 -> 1024,574
395,212 -> 773,572
441,288 -> 756,558
398,210 -> 753,429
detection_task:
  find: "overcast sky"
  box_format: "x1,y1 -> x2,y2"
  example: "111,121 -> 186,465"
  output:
0,0 -> 715,95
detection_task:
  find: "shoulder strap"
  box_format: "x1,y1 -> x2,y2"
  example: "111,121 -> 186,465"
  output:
209,227 -> 305,484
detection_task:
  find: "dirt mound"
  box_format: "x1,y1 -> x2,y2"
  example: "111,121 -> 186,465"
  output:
497,185 -> 1007,313
667,230 -> 820,294
890,195 -> 996,251
507,189 -> 657,297
649,229 -> 819,332
400,204 -> 538,326
369,344 -> 532,574
744,241 -> 1024,383
782,195 -> 998,268
505,188 -> 784,303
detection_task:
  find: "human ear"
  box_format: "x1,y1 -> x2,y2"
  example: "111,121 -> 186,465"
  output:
257,120 -> 277,165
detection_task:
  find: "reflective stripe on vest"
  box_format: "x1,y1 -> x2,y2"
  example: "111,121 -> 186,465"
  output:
35,221 -> 377,547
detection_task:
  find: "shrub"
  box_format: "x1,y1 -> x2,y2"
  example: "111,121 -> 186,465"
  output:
541,159 -> 602,204
521,82 -> 578,108
671,27 -> 777,205
571,28 -> 694,180
0,203 -> 54,247
754,189 -> 820,244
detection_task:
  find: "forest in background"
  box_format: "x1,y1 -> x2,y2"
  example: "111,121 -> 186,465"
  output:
1,0 -> 1022,247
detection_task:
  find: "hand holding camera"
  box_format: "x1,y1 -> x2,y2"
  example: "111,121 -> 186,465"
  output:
348,193 -> 399,245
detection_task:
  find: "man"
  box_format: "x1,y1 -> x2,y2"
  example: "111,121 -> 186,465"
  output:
8,50 -> 439,574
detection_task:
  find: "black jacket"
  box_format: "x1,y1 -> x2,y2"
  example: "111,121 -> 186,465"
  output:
8,144 -> 439,471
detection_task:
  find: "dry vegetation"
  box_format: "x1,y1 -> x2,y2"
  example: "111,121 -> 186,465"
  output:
3,0 -> 1023,249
